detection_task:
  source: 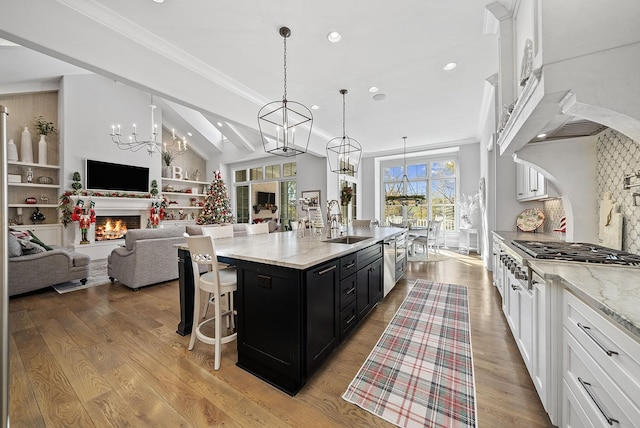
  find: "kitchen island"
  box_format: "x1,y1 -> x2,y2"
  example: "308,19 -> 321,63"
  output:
177,226 -> 405,395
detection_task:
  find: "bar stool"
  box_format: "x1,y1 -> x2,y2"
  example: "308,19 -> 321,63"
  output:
186,235 -> 237,370
245,223 -> 269,235
200,224 -> 235,318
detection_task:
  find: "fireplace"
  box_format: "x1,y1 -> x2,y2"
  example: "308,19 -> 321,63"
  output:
95,215 -> 141,241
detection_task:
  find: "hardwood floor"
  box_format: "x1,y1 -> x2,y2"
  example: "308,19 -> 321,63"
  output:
8,250 -> 553,427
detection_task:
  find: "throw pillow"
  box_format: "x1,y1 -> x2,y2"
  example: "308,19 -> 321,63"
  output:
27,230 -> 53,251
8,233 -> 22,257
18,239 -> 46,255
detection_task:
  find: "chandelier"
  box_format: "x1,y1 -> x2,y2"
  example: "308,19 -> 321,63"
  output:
386,137 -> 425,206
326,89 -> 362,174
110,94 -> 187,157
258,27 -> 313,157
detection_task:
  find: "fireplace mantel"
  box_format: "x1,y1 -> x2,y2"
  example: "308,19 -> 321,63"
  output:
70,195 -> 155,212
70,196 -> 156,259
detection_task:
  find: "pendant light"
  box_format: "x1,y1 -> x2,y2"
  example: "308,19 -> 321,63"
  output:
258,27 -> 313,157
386,137 -> 425,206
326,89 -> 362,174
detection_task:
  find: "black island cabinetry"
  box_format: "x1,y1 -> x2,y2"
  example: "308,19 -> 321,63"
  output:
235,242 -> 384,395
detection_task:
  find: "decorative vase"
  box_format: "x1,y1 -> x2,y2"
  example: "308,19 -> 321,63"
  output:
20,126 -> 33,163
38,134 -> 47,165
461,214 -> 473,229
162,165 -> 171,178
7,138 -> 18,162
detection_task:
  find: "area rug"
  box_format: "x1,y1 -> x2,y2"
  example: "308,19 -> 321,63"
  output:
407,253 -> 450,263
52,259 -> 110,294
342,280 -> 476,428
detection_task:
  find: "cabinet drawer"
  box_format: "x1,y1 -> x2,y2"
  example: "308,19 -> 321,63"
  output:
340,301 -> 358,340
339,274 -> 357,310
562,379 -> 596,428
564,290 -> 640,404
564,329 -> 640,427
339,254 -> 358,279
357,243 -> 382,269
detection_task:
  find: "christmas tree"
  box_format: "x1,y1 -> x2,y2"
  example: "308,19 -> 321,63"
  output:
196,170 -> 234,224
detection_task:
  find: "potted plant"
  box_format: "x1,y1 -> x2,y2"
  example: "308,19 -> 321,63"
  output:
161,150 -> 174,178
33,116 -> 57,165
71,171 -> 83,194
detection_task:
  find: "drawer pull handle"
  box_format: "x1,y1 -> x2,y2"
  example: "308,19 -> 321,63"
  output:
345,315 -> 356,325
578,377 -> 619,425
577,323 -> 619,356
318,265 -> 337,275
344,262 -> 356,270
345,287 -> 355,295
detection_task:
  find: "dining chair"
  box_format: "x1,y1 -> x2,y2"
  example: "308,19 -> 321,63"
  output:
411,218 -> 444,257
352,219 -> 372,227
186,235 -> 238,370
245,223 -> 269,235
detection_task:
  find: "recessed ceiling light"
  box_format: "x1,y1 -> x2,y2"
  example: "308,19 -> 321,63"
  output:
311,105 -> 320,110
443,62 -> 457,71
187,132 -> 193,137
327,31 -> 341,43
152,0 -> 165,3
537,133 -> 547,139
373,93 -> 386,101
217,122 -> 223,127
368,86 -> 379,93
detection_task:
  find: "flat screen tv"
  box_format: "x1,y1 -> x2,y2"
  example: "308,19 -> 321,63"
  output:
257,191 -> 276,205
85,159 -> 149,193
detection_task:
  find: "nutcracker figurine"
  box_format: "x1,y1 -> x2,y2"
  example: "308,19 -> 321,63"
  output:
71,199 -> 96,244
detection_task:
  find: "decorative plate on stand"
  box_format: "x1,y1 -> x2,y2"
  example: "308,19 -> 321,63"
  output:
516,208 -> 545,232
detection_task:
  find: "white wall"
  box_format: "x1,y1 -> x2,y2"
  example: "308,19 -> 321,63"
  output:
60,74 -> 163,189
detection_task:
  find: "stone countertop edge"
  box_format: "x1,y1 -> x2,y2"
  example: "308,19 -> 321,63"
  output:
527,260 -> 640,344
177,227 -> 407,270
493,230 -> 640,343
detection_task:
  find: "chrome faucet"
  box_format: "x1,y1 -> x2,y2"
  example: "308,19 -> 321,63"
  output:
326,200 -> 340,238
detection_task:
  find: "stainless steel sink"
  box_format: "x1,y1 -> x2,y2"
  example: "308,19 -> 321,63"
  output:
323,235 -> 371,244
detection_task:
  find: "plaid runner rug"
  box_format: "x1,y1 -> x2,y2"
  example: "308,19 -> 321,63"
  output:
342,280 -> 476,428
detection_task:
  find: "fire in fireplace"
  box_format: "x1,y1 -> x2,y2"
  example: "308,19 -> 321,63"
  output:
95,216 -> 141,241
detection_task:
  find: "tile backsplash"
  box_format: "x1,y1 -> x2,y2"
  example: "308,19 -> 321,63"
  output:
597,129 -> 640,254
542,198 -> 566,239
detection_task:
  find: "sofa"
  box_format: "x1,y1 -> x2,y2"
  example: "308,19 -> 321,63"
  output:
8,231 -> 90,297
107,226 -> 186,290
107,222 -> 279,290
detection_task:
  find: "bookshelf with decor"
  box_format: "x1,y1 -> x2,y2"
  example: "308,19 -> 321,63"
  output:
2,91 -> 62,245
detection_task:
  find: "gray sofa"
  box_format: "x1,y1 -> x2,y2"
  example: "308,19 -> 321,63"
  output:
8,245 -> 91,297
108,226 -> 186,290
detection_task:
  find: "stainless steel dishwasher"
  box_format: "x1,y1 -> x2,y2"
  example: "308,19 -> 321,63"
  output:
383,236 -> 397,296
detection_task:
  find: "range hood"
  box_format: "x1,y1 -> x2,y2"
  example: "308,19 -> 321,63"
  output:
497,42 -> 640,156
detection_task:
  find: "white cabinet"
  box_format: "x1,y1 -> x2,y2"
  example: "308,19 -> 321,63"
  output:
516,162 -> 556,201
531,270 -> 548,411
562,290 -> 640,427
505,270 -> 534,374
11,224 -> 62,247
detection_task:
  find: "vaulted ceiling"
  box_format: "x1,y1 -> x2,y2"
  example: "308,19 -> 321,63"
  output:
0,0 -> 501,164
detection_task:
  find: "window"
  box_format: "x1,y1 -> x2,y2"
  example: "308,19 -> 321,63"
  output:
283,162 -> 297,177
233,161 -> 297,225
265,164 -> 280,179
280,180 -> 297,228
235,169 -> 247,182
249,167 -> 263,181
382,158 -> 457,231
236,185 -> 249,223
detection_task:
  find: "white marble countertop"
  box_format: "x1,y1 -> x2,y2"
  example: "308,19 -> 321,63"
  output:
179,226 -> 405,270
528,260 -> 640,342
492,230 -> 564,244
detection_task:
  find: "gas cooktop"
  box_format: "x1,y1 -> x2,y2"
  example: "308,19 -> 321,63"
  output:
512,240 -> 640,266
